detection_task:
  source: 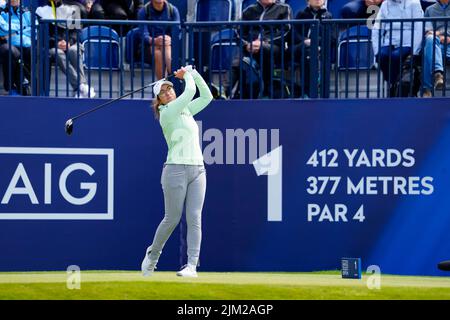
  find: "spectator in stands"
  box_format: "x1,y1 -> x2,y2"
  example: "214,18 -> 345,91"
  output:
341,0 -> 384,19
62,0 -> 105,19
137,0 -> 180,80
235,0 -> 292,98
422,0 -> 450,97
100,0 -> 143,20
0,0 -> 33,95
291,0 -> 332,97
36,0 -> 96,98
371,0 -> 423,97
97,0 -> 144,34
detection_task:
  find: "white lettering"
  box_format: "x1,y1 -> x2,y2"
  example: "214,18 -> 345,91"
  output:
59,163 -> 97,205
2,163 -> 39,204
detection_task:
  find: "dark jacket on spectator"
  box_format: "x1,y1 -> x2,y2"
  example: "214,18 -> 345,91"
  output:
294,5 -> 332,44
240,1 -> 292,48
100,0 -> 144,18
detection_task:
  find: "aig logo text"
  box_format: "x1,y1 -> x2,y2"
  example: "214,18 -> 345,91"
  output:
0,147 -> 114,220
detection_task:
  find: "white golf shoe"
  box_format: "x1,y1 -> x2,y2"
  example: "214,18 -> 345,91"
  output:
176,264 -> 198,278
141,245 -> 156,277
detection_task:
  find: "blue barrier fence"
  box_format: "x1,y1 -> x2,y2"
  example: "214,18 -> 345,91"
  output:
0,95 -> 450,276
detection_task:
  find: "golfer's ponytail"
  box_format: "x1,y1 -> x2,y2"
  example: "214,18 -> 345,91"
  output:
152,97 -> 161,120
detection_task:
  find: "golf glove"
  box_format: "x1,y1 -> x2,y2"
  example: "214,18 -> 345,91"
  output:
184,65 -> 194,72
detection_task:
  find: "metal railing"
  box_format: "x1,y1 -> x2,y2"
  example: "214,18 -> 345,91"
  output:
2,3 -> 450,100
184,19 -> 320,99
322,17 -> 450,99
36,19 -> 180,99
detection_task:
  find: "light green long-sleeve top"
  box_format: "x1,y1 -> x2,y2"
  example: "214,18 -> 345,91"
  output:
158,69 -> 213,165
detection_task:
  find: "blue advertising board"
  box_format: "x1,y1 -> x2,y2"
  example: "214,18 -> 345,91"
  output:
0,96 -> 449,276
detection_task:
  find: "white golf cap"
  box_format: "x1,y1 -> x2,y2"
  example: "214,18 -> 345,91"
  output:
153,80 -> 174,96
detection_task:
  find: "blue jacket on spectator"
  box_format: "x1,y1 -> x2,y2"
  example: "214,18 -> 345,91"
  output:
0,5 -> 33,48
137,1 -> 180,45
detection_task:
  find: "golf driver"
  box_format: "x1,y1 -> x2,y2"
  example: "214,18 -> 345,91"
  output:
65,74 -> 176,135
438,260 -> 450,271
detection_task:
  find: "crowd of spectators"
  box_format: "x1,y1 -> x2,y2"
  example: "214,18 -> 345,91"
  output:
0,0 -> 179,96
235,0 -> 450,98
0,0 -> 32,95
0,0 -> 450,98
36,0 -> 96,97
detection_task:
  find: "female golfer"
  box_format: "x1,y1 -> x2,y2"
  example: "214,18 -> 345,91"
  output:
141,65 -> 213,277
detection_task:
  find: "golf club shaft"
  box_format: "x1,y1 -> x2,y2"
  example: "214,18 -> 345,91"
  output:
71,74 -> 175,121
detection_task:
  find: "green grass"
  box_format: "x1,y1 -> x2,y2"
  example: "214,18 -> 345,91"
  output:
0,271 -> 449,300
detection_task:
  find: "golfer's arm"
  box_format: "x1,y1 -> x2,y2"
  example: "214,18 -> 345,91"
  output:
163,72 -> 196,120
187,69 -> 213,116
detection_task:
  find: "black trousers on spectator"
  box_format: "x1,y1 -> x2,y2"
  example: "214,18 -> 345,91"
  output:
230,44 -> 282,99
0,43 -> 31,94
253,44 -> 281,97
63,0 -> 105,19
291,44 -> 312,97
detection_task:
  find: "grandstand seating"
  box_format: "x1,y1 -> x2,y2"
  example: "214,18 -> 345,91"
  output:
2,0 -> 450,99
193,0 -> 235,85
337,25 -> 375,70
125,27 -> 149,67
80,26 -> 121,70
195,0 -> 234,21
210,29 -> 239,72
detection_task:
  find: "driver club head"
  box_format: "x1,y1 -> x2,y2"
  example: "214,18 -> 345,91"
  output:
65,119 -> 74,136
438,260 -> 450,271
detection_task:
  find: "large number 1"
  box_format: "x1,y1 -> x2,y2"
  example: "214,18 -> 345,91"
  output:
252,146 -> 283,222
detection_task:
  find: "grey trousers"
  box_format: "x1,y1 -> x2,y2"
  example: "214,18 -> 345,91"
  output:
49,44 -> 87,91
149,164 -> 207,267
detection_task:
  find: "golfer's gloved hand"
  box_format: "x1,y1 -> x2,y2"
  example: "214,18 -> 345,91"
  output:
184,65 -> 194,72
